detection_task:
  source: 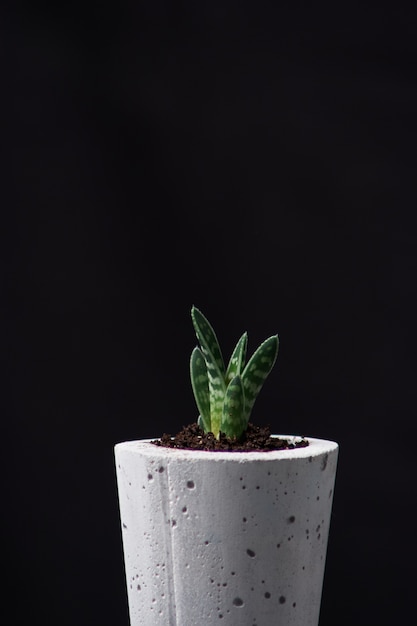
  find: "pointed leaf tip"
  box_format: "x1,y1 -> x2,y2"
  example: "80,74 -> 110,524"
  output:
241,334 -> 279,422
225,331 -> 248,383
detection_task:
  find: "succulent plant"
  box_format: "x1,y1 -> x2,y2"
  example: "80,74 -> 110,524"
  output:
190,306 -> 279,439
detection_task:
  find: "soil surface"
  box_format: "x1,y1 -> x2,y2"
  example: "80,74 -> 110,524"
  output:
151,422 -> 309,452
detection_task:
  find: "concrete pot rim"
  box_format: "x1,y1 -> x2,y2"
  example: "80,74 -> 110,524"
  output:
115,435 -> 338,463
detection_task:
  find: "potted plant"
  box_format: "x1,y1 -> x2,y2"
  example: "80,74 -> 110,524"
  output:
115,306 -> 338,626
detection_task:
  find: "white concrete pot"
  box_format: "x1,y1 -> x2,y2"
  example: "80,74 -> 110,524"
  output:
115,436 -> 338,626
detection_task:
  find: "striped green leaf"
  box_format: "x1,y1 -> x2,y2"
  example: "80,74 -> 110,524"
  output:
191,306 -> 227,437
241,335 -> 279,422
190,347 -> 211,433
191,306 -> 225,377
207,370 -> 226,438
221,375 -> 247,439
225,331 -> 247,384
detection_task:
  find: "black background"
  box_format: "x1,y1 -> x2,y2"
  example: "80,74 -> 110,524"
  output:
3,2 -> 417,625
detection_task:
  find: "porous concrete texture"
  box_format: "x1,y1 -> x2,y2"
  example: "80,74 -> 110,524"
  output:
115,436 -> 338,626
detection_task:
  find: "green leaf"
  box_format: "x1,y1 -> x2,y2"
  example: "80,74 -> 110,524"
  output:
221,375 -> 246,439
241,335 -> 279,422
191,306 -> 226,437
191,306 -> 225,377
207,372 -> 226,438
198,415 -> 208,431
225,331 -> 247,384
190,347 -> 211,433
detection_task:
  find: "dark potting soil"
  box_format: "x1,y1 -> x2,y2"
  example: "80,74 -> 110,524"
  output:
151,422 -> 309,452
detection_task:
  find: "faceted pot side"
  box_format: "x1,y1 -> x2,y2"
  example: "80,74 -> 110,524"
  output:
114,436 -> 338,626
